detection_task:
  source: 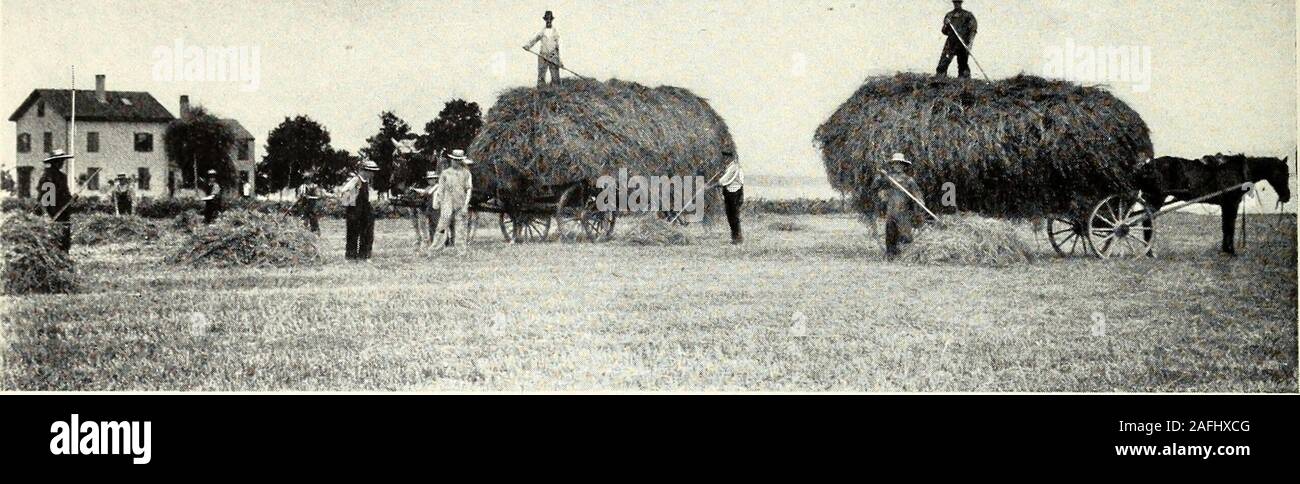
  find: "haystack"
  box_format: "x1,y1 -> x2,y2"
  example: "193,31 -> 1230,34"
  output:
624,217 -> 691,246
2,214 -> 78,295
816,73 -> 1153,219
468,78 -> 735,190
168,210 -> 321,268
895,215 -> 1035,267
72,214 -> 163,246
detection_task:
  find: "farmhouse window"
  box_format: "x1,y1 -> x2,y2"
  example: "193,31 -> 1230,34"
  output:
17,133 -> 31,153
86,168 -> 100,191
138,167 -> 151,190
37,101 -> 45,117
134,133 -> 153,152
87,132 -> 100,153
238,141 -> 250,160
43,132 -> 53,153
17,166 -> 33,198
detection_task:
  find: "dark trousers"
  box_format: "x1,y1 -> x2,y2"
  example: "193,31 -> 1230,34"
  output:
115,194 -> 132,215
302,200 -> 320,234
723,188 -> 744,243
936,40 -> 971,78
55,221 -> 72,253
885,217 -> 915,258
203,199 -> 222,224
346,206 -> 375,260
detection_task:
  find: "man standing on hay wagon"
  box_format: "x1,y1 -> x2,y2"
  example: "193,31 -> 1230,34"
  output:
872,153 -> 926,259
431,150 -> 473,252
524,10 -> 563,86
111,173 -> 135,216
936,0 -> 978,79
340,160 -> 382,261
37,149 -> 75,252
201,169 -> 224,224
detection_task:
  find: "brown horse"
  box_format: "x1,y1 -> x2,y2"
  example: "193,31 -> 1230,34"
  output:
1136,154 -> 1291,255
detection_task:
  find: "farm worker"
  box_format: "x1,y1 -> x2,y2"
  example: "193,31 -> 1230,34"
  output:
201,169 -> 224,224
340,160 -> 382,260
713,149 -> 745,244
111,173 -> 135,216
37,149 -> 74,252
431,150 -> 473,251
936,0 -> 978,79
412,170 -> 445,246
872,153 -> 926,258
297,170 -> 324,234
524,10 -> 562,86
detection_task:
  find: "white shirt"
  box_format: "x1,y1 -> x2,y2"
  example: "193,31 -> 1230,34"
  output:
717,162 -> 744,192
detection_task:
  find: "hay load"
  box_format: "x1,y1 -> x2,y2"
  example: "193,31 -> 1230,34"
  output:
168,210 -> 321,268
2,214 -> 78,295
816,73 -> 1153,219
468,78 -> 735,189
896,215 -> 1035,267
72,214 -> 163,246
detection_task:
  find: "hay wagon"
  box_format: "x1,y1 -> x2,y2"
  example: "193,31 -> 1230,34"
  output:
465,180 -> 615,243
1045,182 -> 1255,259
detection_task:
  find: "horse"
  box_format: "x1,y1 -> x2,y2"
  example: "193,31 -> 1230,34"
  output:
1136,154 -> 1291,255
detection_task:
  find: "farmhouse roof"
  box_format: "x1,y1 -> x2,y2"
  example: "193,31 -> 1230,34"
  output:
220,118 -> 254,140
8,89 -> 176,123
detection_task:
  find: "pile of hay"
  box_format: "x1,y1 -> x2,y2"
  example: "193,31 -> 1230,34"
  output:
171,209 -> 204,235
72,213 -> 163,245
2,214 -> 78,295
168,210 -> 321,268
624,217 -> 691,246
468,78 -> 735,190
816,73 -> 1153,220
896,215 -> 1035,267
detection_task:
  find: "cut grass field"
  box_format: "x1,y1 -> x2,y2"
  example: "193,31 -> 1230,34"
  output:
1,211 -> 1295,391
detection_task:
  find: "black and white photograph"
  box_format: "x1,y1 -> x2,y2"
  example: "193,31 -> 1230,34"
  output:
0,0 -> 1297,468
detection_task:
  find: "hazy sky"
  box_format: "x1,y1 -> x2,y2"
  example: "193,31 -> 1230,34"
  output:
2,0 -> 1296,182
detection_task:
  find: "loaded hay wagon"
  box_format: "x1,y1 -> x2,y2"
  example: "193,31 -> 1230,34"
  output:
467,78 -> 735,243
816,73 -> 1170,259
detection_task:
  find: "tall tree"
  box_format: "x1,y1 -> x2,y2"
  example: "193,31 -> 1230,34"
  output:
359,111 -> 415,195
416,99 -> 484,169
257,115 -> 347,195
163,105 -> 236,189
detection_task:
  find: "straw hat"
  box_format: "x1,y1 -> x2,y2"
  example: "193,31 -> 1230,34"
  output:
448,149 -> 473,164
43,149 -> 73,164
425,170 -> 439,179
890,153 -> 912,165
361,160 -> 381,172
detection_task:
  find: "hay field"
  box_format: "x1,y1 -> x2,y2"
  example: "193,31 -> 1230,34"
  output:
1,211 -> 1295,392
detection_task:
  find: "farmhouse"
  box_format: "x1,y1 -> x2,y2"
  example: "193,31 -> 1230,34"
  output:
8,74 -> 256,199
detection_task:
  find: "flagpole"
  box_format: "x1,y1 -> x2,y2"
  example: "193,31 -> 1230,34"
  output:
70,66 -> 77,178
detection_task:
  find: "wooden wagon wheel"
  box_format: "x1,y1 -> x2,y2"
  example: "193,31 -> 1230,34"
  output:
554,185 -> 618,243
500,211 -> 551,243
1046,217 -> 1090,257
1087,193 -> 1155,259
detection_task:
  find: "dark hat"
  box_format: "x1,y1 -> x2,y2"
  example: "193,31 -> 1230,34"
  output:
543,10 -> 555,20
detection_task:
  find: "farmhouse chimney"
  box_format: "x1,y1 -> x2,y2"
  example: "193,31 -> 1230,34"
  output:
94,75 -> 106,103
180,95 -> 191,118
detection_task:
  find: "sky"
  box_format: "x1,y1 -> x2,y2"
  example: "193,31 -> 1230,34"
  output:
2,0 -> 1296,202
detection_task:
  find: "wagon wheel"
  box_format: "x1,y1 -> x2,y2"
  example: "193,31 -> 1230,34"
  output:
1046,217 -> 1090,257
500,211 -> 551,243
592,211 -> 617,241
1087,194 -> 1155,259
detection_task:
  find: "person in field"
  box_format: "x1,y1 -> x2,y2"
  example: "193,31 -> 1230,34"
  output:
524,10 -> 563,86
411,170 -> 443,246
111,173 -> 135,216
714,149 -> 745,244
38,149 -> 74,252
340,160 -> 381,260
872,153 -> 926,259
936,0 -> 978,79
296,170 -> 324,234
431,150 -> 473,251
201,169 -> 224,224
